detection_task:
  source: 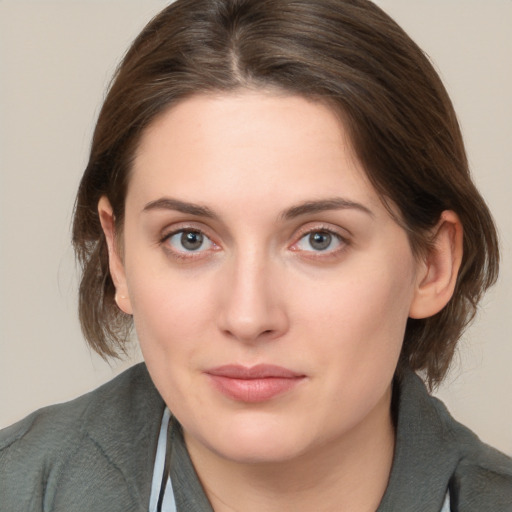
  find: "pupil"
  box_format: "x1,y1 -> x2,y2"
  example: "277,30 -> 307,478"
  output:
181,231 -> 203,251
310,232 -> 331,250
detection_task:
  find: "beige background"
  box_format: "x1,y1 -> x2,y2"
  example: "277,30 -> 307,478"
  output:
1,1 -> 511,455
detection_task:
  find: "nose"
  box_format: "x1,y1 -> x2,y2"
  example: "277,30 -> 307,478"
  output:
217,250 -> 289,344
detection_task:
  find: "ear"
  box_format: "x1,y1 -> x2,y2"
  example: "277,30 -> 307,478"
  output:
98,196 -> 133,315
409,210 -> 463,319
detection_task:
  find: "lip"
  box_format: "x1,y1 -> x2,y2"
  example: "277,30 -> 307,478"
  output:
205,364 -> 306,403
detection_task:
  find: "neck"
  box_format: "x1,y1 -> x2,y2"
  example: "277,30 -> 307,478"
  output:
185,386 -> 395,512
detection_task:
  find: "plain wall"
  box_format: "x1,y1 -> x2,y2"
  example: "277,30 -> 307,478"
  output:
1,1 -> 511,455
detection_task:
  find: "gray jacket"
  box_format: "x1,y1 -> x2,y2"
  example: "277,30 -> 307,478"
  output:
1,363 -> 511,511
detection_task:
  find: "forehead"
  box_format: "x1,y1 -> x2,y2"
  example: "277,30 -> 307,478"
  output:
129,91 -> 382,214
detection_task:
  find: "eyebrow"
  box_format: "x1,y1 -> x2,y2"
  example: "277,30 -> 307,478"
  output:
142,196 -> 373,220
143,198 -> 217,218
280,197 -> 374,220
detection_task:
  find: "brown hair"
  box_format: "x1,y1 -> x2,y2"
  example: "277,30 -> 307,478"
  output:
72,0 -> 499,387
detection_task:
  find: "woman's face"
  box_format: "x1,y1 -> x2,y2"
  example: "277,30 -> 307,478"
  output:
113,91 -> 424,464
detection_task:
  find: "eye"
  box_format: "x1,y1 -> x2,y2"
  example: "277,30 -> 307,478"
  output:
294,230 -> 345,253
165,229 -> 216,254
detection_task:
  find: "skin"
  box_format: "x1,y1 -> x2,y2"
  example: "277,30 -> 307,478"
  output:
99,91 -> 462,511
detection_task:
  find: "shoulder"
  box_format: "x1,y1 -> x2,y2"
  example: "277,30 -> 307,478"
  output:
383,370 -> 512,511
0,390 -> 90,509
0,362 -> 148,451
426,384 -> 512,510
448,418 -> 512,510
0,363 -> 163,511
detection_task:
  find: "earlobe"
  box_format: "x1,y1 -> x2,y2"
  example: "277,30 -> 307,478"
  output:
98,196 -> 133,315
409,210 -> 463,319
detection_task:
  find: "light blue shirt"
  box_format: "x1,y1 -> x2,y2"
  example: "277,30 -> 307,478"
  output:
149,408 -> 176,512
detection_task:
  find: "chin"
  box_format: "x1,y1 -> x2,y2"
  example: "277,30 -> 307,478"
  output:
215,438 -> 307,465
197,418 -> 313,465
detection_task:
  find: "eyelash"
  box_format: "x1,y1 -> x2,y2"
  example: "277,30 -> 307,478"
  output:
159,224 -> 349,262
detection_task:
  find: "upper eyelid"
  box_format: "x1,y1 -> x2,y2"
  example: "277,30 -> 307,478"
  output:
294,230 -> 346,248
160,222 -> 215,241
292,222 -> 351,240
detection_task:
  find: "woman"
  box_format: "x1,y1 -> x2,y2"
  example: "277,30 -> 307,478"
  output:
1,0 -> 511,510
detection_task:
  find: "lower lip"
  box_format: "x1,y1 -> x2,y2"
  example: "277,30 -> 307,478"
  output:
207,375 -> 304,403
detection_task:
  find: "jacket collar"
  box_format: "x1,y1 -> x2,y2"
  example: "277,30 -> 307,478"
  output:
377,370 -> 460,511
80,363 -> 165,509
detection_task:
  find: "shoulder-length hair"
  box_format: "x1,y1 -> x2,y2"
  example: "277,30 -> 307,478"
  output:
73,0 -> 499,388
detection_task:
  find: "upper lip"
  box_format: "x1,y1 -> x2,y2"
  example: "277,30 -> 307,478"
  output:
206,364 -> 304,379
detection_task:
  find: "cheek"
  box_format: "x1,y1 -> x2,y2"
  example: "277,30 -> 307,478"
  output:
126,264 -> 217,361
126,269 -> 219,413
291,249 -> 415,429
293,246 -> 416,368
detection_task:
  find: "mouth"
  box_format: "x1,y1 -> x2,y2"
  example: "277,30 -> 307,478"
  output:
205,364 -> 306,403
